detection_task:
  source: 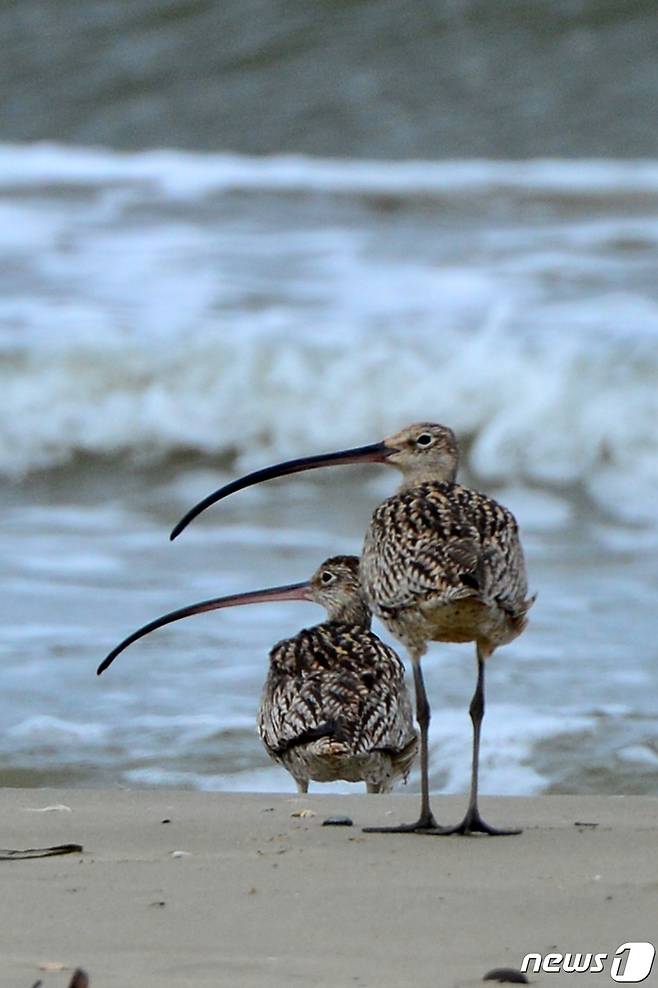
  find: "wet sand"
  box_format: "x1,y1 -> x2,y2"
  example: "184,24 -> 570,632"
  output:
2,790 -> 657,987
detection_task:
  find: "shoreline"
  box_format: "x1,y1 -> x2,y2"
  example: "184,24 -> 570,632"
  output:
2,790 -> 657,987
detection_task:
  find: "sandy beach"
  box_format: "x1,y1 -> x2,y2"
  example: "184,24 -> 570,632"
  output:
2,790 -> 657,987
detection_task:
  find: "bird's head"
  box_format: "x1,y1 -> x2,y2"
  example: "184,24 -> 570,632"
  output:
307,555 -> 370,626
379,422 -> 459,487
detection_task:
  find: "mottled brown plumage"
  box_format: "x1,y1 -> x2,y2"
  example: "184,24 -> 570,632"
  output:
170,421 -> 534,835
97,556 -> 417,795
362,478 -> 530,653
257,556 -> 418,793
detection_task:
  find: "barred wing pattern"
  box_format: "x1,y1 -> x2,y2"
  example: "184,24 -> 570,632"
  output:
258,623 -> 414,756
362,482 -> 529,620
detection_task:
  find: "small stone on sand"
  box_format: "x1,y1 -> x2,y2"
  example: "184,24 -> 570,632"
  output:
483,967 -> 529,984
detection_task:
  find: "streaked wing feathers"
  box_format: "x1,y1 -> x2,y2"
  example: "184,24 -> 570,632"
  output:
257,623 -> 414,757
362,482 -> 528,614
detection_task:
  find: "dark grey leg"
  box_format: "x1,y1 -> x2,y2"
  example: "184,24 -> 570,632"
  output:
423,644 -> 521,837
364,657 -> 442,833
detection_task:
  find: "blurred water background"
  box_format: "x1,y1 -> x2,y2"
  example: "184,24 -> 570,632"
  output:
2,0 -> 658,797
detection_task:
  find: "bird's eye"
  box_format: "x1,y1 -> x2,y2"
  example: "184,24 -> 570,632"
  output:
320,571 -> 334,585
416,432 -> 433,447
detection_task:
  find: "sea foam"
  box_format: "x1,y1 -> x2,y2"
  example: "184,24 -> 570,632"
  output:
2,144 -> 657,521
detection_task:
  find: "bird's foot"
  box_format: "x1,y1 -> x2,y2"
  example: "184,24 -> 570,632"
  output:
420,808 -> 522,837
363,812 -> 442,834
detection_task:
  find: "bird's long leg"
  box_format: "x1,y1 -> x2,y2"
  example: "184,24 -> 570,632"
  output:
364,653 -> 442,833
423,643 -> 521,837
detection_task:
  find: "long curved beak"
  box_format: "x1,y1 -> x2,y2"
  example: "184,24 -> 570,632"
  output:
170,441 -> 389,540
97,580 -> 311,676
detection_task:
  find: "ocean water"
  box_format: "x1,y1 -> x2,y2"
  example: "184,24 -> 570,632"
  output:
2,144 -> 658,797
2,0 -> 657,158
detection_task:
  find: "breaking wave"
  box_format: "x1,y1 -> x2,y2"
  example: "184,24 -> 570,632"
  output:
2,144 -> 658,521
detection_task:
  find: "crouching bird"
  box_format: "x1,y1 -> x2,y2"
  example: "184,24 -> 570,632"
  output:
169,423 -> 535,835
97,556 -> 417,795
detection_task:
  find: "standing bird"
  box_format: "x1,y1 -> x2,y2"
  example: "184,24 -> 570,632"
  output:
170,423 -> 534,835
97,556 -> 417,795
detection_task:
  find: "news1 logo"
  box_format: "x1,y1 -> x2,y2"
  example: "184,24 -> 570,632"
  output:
520,942 -> 655,981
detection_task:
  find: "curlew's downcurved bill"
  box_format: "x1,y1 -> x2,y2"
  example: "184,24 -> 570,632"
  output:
169,442 -> 390,540
97,556 -> 417,795
97,581 -> 310,675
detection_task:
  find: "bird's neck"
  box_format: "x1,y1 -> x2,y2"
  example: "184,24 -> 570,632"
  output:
326,598 -> 372,628
397,464 -> 458,491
